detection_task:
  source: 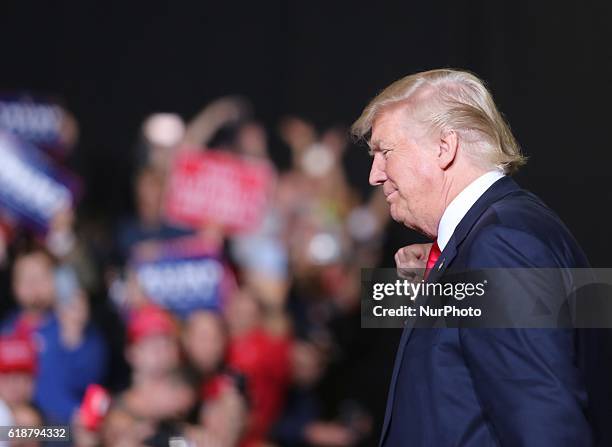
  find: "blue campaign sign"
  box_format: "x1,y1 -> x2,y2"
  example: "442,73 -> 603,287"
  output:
132,236 -> 228,319
0,95 -> 73,156
0,131 -> 79,233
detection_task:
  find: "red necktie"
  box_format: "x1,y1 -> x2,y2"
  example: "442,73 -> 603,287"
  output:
424,240 -> 441,280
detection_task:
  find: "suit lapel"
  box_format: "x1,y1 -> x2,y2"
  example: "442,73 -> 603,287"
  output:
379,176 -> 522,445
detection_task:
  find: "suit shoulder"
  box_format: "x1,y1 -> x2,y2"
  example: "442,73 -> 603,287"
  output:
465,190 -> 589,268
487,190 -> 558,230
464,222 -> 556,268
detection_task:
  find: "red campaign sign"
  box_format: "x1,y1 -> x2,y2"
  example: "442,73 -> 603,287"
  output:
165,150 -> 274,233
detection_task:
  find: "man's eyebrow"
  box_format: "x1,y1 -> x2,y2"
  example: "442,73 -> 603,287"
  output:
367,139 -> 382,156
367,144 -> 377,156
368,140 -> 393,156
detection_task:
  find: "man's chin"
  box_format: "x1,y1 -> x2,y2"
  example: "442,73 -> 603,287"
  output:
389,208 -> 400,223
389,209 -> 408,226
389,204 -> 404,222
389,209 -> 423,234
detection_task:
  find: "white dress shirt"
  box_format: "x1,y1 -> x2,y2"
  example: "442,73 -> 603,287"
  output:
437,170 -> 505,251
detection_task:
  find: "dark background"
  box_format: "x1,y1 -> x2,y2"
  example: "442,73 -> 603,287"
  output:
2,1 -> 611,439
2,0 -> 611,265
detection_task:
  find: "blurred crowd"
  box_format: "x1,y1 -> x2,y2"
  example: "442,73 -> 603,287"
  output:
0,96 -> 393,447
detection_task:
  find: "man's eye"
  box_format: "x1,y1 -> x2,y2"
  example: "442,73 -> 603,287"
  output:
382,149 -> 391,157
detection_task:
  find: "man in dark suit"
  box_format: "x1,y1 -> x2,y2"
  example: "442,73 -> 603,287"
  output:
351,69 -> 595,446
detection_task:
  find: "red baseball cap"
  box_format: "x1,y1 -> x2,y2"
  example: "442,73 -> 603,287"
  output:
0,335 -> 37,374
127,305 -> 178,344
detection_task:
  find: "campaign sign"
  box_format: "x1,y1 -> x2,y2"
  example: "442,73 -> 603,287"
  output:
131,236 -> 228,318
0,131 -> 79,233
0,95 -> 71,156
165,150 -> 275,234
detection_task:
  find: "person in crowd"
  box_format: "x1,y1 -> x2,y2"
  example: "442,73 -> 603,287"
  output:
182,310 -> 260,447
104,305 -> 199,446
224,287 -> 292,446
183,96 -> 251,149
124,304 -> 181,383
39,265 -> 108,425
182,310 -> 227,381
1,244 -> 108,424
198,372 -> 249,447
271,340 -> 361,447
0,335 -> 37,410
1,242 -> 57,337
46,206 -> 100,294
10,404 -> 43,447
115,166 -> 191,263
103,369 -> 198,447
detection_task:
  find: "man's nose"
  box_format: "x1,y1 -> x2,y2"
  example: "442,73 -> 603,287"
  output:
369,154 -> 387,186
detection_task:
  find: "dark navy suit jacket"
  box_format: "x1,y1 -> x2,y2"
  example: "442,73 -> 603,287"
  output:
381,176 -> 597,446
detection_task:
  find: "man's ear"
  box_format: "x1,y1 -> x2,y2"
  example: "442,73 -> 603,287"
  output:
437,130 -> 458,170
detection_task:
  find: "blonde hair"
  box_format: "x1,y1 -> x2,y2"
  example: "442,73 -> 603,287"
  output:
351,69 -> 526,174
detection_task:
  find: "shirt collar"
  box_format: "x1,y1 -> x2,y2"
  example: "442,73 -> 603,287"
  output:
437,170 -> 505,251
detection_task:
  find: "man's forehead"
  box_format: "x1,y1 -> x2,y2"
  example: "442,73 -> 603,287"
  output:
370,108 -> 407,148
370,101 -> 429,149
